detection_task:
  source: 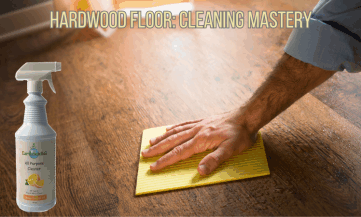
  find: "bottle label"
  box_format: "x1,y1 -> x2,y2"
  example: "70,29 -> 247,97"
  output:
16,140 -> 55,205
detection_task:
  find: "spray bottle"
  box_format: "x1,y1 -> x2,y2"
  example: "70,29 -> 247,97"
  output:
15,62 -> 61,212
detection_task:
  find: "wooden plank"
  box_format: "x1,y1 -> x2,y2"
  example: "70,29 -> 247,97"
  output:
310,71 -> 361,129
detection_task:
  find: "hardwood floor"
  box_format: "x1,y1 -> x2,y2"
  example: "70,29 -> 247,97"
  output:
0,0 -> 360,215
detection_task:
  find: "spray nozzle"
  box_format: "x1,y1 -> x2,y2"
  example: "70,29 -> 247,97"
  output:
15,62 -> 61,93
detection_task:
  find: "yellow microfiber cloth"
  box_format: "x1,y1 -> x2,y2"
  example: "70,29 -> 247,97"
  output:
136,126 -> 270,195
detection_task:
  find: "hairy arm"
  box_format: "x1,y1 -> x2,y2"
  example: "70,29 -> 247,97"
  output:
237,53 -> 337,134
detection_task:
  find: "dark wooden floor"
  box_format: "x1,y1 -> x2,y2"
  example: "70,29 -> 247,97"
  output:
1,0 -> 360,215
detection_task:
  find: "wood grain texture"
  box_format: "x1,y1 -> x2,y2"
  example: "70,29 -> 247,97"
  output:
0,0 -> 360,215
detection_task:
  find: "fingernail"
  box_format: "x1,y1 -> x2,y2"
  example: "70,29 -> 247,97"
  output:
199,165 -> 207,174
142,149 -> 148,155
150,162 -> 157,169
150,138 -> 156,144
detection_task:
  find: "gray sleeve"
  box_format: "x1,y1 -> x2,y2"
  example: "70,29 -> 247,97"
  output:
283,0 -> 361,73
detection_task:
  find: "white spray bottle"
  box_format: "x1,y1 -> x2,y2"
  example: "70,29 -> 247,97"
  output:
15,62 -> 61,212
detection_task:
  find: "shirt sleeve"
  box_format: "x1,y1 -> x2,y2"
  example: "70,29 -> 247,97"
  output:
284,1 -> 361,73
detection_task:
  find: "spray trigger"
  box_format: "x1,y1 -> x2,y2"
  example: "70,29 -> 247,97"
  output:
45,73 -> 56,93
15,62 -> 61,93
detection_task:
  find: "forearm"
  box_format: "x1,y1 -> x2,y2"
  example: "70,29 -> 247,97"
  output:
237,53 -> 336,134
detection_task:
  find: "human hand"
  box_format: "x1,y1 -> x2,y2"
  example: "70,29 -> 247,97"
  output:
141,109 -> 258,176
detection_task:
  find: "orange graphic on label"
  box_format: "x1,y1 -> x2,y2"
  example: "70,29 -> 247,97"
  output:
24,194 -> 47,201
26,174 -> 44,188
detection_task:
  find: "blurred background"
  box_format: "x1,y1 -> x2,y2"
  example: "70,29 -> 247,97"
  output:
0,0 -> 193,60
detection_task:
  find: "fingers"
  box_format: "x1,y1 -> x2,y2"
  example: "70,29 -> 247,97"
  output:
150,138 -> 196,171
142,126 -> 196,157
197,144 -> 234,176
149,123 -> 196,146
165,118 -> 203,132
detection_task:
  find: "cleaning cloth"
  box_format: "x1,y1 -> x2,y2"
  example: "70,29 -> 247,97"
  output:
136,126 -> 270,195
